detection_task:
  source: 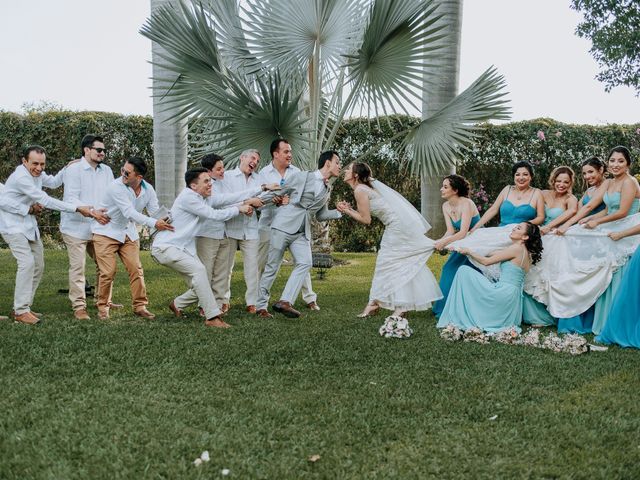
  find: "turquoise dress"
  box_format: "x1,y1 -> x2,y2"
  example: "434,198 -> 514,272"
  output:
499,200 -> 537,226
433,214 -> 481,318
437,261 -> 526,333
592,191 -> 640,334
522,207 -> 564,326
595,246 -> 640,348
557,193 -> 608,333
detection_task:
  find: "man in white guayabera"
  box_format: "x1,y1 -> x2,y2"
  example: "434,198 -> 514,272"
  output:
0,145 -> 98,325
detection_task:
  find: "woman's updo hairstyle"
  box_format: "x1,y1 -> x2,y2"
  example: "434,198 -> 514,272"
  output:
512,160 -> 534,179
523,222 -> 543,265
352,162 -> 374,188
444,174 -> 471,198
547,166 -> 575,190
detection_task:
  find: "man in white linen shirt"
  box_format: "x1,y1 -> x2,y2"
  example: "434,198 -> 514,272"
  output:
0,146 -> 95,325
60,134 -> 114,320
221,149 -> 266,314
152,168 -> 253,328
91,157 -> 173,320
257,139 -> 320,311
184,154 -> 272,315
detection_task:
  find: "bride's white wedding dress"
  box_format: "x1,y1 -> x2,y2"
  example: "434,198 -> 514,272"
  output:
357,182 -> 443,311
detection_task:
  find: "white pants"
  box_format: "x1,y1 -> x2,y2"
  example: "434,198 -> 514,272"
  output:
2,233 -> 44,314
194,237 -> 231,306
257,229 -> 312,309
227,237 -> 260,306
151,245 -> 221,319
258,229 -> 317,304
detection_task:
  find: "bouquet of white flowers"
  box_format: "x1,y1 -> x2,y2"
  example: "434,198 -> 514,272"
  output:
379,315 -> 413,338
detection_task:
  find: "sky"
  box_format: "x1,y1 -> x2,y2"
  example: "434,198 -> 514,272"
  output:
0,0 -> 637,125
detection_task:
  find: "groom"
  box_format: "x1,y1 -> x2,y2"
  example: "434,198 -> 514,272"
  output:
256,147 -> 342,318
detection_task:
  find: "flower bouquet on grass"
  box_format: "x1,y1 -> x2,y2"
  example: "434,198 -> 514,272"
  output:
379,315 -> 413,338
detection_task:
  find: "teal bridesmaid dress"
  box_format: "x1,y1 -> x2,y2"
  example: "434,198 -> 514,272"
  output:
557,193 -> 606,333
432,214 -> 480,318
437,261 -> 526,333
595,246 -> 640,348
521,206 -> 562,326
592,192 -> 640,334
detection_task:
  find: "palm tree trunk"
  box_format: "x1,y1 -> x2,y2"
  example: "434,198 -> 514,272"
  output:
150,0 -> 188,207
421,0 -> 463,237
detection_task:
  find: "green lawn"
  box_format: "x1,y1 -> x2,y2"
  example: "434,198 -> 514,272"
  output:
1,250 -> 639,479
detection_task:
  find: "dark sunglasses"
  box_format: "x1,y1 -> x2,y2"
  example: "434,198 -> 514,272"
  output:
121,167 -> 131,178
91,147 -> 107,154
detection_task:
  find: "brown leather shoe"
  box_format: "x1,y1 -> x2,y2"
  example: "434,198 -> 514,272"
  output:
135,308 -> 156,319
73,309 -> 91,320
256,309 -> 273,318
204,316 -> 231,328
14,311 -> 40,325
108,302 -> 124,309
306,301 -> 320,311
272,301 -> 301,318
13,310 -> 42,319
98,309 -> 110,320
169,300 -> 183,318
245,305 -> 257,314
221,303 -> 230,314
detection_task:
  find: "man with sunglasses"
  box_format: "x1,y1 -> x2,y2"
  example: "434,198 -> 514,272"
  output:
59,134 -> 114,320
256,139 -> 321,312
91,157 -> 173,320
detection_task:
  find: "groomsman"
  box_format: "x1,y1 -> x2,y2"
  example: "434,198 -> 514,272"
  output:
257,149 -> 342,318
60,134 -> 114,320
257,139 -> 320,310
152,168 -> 253,328
222,149 -> 264,313
91,157 -> 173,320
0,146 -> 95,324
181,154 -> 271,314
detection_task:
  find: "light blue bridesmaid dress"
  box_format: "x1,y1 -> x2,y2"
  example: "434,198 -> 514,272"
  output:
557,192 -> 607,333
437,256 -> 526,333
521,207 -> 564,326
499,187 -> 538,226
591,191 -> 640,334
432,214 -> 481,318
595,246 -> 640,348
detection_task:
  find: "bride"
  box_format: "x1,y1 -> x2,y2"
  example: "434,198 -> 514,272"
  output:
337,162 -> 443,317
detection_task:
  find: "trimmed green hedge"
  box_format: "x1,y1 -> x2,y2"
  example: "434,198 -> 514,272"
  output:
1,111 -> 638,250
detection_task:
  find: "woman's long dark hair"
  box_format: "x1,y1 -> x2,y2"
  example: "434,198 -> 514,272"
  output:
524,222 -> 543,265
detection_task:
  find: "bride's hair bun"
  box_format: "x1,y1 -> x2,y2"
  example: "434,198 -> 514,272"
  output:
353,162 -> 374,187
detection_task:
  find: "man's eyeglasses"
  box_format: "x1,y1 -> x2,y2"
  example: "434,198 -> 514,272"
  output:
121,168 -> 131,178
91,147 -> 107,154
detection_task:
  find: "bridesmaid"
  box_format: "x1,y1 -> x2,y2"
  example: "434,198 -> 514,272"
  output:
523,167 -> 578,326
437,222 -> 543,333
539,166 -> 578,235
470,161 -> 545,232
557,157 -> 606,334
557,146 -> 640,334
595,225 -> 640,348
432,175 -> 481,318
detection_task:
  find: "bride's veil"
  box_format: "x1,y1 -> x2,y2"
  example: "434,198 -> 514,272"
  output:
371,179 -> 431,234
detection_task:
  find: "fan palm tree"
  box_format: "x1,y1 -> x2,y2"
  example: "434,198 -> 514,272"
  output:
149,0 -> 188,207
142,0 -> 510,207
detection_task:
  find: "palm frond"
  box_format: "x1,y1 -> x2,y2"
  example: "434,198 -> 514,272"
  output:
401,66 -> 511,177
189,72 -> 317,169
345,0 -> 447,118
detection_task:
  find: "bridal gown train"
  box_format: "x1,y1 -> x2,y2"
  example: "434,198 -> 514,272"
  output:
356,184 -> 443,312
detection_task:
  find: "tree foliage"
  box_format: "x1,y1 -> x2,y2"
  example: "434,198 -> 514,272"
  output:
571,0 -> 640,94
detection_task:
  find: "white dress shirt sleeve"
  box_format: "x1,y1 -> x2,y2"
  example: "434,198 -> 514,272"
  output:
143,183 -> 162,217
184,193 -> 240,221
41,169 -> 65,189
16,175 -> 76,213
111,185 -> 157,229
